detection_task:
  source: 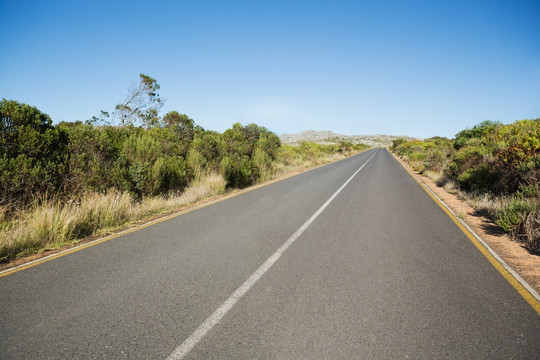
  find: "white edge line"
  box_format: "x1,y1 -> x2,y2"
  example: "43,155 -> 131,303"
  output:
165,149 -> 379,360
390,152 -> 540,303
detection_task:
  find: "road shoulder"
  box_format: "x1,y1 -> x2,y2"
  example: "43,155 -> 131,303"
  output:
391,151 -> 540,295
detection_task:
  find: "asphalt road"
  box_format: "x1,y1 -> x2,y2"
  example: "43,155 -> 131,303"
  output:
1,149 -> 539,359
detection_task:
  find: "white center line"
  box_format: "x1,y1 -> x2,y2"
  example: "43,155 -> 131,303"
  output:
166,149 -> 378,360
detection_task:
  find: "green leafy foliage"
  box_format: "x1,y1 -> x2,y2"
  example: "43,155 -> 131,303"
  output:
0,99 -> 69,208
496,197 -> 537,232
5,99 -> 359,210
391,118 -> 540,253
220,123 -> 280,187
150,156 -> 188,196
59,121 -> 128,194
1,95 -> 370,262
454,120 -> 501,150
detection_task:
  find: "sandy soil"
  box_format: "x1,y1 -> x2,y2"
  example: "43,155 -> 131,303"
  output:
392,153 -> 540,294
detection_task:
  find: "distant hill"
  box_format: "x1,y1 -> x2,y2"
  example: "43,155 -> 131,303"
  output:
280,130 -> 417,148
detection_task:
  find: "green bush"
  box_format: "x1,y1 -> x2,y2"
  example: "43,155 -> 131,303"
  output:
493,119 -> 540,194
454,120 -> 501,150
61,122 -> 129,194
220,123 -> 280,187
456,165 -> 497,193
423,148 -> 446,172
496,197 -> 538,232
221,155 -> 255,188
409,152 -> 426,161
391,138 -> 407,151
518,184 -> 539,198
0,99 -> 69,208
278,145 -> 296,165
252,147 -> 272,181
1,99 -> 364,212
191,131 -> 222,172
151,156 -> 188,196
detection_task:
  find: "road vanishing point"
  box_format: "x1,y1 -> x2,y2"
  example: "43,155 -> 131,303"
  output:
1,149 -> 539,359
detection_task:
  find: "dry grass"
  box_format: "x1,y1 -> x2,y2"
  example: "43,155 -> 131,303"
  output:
0,206 -> 6,225
443,179 -> 458,194
0,173 -> 226,263
423,170 -> 443,183
0,149 -> 359,263
438,178 -> 509,218
519,211 -> 540,254
468,194 -> 504,217
271,151 -> 349,179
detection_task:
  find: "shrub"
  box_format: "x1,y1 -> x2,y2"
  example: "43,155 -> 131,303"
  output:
61,122 -> 129,194
456,165 -> 497,193
191,131 -> 222,172
278,145 -> 296,166
496,197 -> 537,232
391,138 -> 407,151
220,123 -> 280,186
493,119 -> 540,194
392,119 -> 540,253
187,148 -> 207,179
454,120 -> 501,150
151,156 -> 188,196
252,147 -> 273,182
409,152 -> 427,162
221,155 -> 255,188
0,99 -> 69,208
423,148 -> 446,172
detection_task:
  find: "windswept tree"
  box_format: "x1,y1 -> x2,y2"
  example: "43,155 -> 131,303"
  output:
115,74 -> 163,127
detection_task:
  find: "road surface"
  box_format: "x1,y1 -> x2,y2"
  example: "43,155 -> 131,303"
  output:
1,149 -> 539,359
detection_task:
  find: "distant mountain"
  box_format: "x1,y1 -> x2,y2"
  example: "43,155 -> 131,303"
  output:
280,130 -> 417,148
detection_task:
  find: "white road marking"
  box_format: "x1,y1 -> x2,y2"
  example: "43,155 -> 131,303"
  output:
166,150 -> 378,359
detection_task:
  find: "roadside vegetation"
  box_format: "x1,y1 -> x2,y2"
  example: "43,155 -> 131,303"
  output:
391,119 -> 540,254
0,77 -> 369,263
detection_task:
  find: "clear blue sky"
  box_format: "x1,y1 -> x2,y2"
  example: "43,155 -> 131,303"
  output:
1,0 -> 539,138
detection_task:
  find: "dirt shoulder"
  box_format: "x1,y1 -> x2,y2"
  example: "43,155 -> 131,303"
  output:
391,152 -> 540,294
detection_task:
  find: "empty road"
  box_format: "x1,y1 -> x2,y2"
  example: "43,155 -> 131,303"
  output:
1,149 -> 539,359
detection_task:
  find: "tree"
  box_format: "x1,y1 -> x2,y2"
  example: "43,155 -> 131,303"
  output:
220,123 -> 280,187
88,110 -> 111,125
0,99 -> 68,206
115,74 -> 163,127
162,111 -> 195,140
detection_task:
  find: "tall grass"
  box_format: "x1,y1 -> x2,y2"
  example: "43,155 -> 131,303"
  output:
0,173 -> 226,262
0,146 -> 363,263
519,211 -> 540,254
271,143 -> 354,179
